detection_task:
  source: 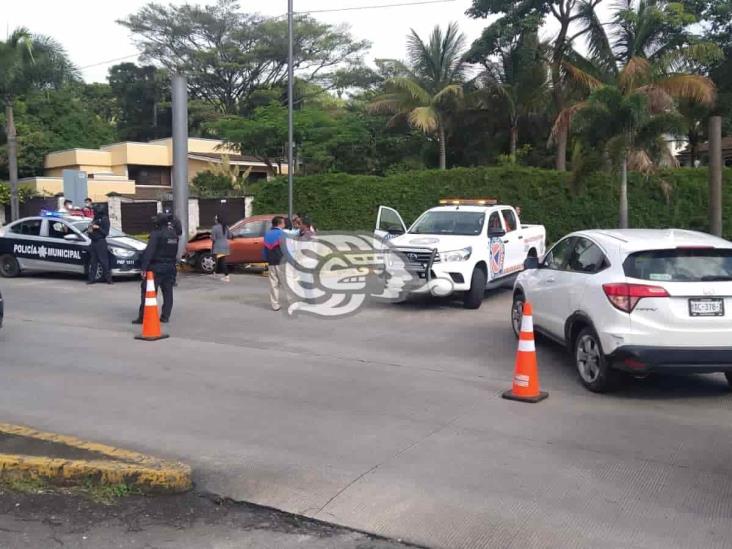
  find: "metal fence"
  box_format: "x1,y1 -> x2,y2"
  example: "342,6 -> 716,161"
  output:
120,201 -> 158,234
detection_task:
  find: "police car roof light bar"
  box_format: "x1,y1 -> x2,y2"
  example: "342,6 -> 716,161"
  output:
438,198 -> 498,206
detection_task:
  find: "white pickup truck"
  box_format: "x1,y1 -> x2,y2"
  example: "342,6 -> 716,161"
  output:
375,200 -> 546,309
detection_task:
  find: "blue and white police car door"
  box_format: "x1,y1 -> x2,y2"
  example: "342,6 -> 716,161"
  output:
1,218 -> 47,272
41,219 -> 88,274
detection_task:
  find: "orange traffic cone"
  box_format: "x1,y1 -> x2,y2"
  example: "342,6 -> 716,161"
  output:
135,271 -> 169,341
502,302 -> 548,403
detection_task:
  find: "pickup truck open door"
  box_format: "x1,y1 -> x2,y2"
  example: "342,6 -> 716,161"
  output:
375,206 -> 407,241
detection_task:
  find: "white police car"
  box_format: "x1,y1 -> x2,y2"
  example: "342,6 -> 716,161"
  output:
0,213 -> 146,280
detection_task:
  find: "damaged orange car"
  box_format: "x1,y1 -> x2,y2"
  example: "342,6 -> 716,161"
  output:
184,214 -> 286,273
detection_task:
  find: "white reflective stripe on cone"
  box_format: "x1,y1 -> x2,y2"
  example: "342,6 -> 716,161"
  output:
145,298 -> 158,306
517,339 -> 535,352
514,374 -> 530,387
520,315 -> 533,333
146,279 -> 156,292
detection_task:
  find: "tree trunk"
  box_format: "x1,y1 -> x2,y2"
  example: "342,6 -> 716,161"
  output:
709,115 -> 723,237
554,126 -> 568,171
5,101 -> 19,221
509,124 -> 518,161
551,11 -> 570,172
619,155 -> 629,229
438,123 -> 447,170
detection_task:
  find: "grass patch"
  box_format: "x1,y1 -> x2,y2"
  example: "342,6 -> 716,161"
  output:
0,477 -> 51,494
0,477 -> 140,505
81,480 -> 140,504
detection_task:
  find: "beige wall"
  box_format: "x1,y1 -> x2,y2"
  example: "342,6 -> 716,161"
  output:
45,149 -> 112,170
42,139 -> 275,185
20,177 -> 136,202
101,142 -> 171,166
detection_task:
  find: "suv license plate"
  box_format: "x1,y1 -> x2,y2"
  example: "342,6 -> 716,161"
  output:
689,298 -> 725,317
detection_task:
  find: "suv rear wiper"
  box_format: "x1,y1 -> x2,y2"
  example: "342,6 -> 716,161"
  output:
701,275 -> 732,281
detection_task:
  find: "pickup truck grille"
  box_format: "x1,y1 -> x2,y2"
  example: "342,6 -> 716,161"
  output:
393,248 -> 439,267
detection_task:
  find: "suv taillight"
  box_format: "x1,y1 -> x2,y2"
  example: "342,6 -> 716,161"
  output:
602,283 -> 669,313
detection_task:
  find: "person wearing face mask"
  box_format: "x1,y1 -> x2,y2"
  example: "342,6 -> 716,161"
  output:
81,198 -> 94,218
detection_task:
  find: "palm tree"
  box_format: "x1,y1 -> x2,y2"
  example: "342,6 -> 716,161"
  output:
0,28 -> 77,220
369,23 -> 467,170
553,1 -> 717,228
472,30 -> 549,161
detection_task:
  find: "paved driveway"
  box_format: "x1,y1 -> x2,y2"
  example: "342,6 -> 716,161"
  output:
1,272 -> 731,548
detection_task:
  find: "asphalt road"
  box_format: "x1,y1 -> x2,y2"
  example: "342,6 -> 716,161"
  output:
2,271 -> 732,549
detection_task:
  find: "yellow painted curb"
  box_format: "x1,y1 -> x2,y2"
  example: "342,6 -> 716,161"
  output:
0,423 -> 191,493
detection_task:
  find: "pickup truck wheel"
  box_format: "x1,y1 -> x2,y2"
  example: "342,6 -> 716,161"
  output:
724,372 -> 732,388
463,267 -> 486,309
574,327 -> 620,393
0,255 -> 20,278
511,293 -> 525,338
198,252 -> 217,274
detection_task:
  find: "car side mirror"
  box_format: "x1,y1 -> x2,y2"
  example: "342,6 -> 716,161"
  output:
64,233 -> 83,242
523,256 -> 540,270
488,227 -> 506,238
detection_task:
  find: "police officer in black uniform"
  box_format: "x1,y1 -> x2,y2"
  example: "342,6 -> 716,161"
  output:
133,213 -> 179,324
87,204 -> 113,284
164,208 -> 183,287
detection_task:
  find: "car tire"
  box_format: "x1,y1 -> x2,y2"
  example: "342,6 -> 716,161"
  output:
198,252 -> 217,274
463,267 -> 487,309
574,327 -> 620,393
0,255 -> 20,278
511,291 -> 525,338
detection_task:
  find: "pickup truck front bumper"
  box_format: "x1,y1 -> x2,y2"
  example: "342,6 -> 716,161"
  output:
387,247 -> 473,294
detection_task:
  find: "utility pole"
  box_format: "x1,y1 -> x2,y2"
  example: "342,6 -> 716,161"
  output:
5,104 -> 19,221
287,0 -> 294,220
709,116 -> 723,237
172,75 -> 189,256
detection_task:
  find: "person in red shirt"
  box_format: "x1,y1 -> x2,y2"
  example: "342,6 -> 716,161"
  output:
81,198 -> 94,218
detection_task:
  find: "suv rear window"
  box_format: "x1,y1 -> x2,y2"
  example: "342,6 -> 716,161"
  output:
624,249 -> 732,282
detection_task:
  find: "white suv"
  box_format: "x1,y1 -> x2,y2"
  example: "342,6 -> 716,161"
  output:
512,229 -> 732,392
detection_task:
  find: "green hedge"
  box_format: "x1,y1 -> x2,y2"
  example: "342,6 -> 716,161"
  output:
253,167 -> 732,242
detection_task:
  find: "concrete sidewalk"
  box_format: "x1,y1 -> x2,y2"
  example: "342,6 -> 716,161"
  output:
2,273 -> 732,548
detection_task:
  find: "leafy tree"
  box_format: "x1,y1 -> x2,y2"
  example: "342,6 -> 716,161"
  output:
119,0 -> 369,114
81,83 -> 120,127
468,0 -> 605,171
369,23 -> 467,170
215,103 -> 288,175
0,86 -> 119,179
467,27 -> 549,160
108,63 -> 171,141
556,1 -> 717,227
0,28 -> 77,219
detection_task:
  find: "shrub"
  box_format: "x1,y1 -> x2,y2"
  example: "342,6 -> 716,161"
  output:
0,183 -> 38,206
191,171 -> 239,198
253,167 -> 732,242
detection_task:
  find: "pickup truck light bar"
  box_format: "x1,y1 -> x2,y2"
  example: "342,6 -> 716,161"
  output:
438,198 -> 498,206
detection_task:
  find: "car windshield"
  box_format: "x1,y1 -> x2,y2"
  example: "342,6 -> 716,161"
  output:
72,221 -> 125,238
409,211 -> 485,236
624,248 -> 732,282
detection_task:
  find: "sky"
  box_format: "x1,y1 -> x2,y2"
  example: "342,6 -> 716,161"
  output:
2,0 -> 493,83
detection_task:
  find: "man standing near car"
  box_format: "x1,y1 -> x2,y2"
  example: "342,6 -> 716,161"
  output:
133,213 -> 179,324
263,216 -> 286,311
87,204 -> 113,285
164,208 -> 183,286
